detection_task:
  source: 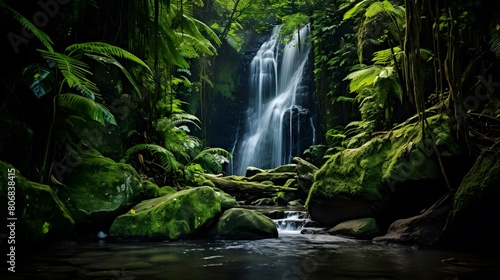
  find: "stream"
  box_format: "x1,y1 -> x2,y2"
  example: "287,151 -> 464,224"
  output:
8,208 -> 500,280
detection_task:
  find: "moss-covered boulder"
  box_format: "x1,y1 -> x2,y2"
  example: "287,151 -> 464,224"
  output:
450,146 -> 500,247
0,161 -> 74,245
215,208 -> 278,239
109,186 -> 221,241
373,194 -> 452,247
57,151 -> 143,228
328,218 -> 380,239
215,189 -> 240,209
307,115 -> 464,228
293,157 -> 318,195
143,180 -> 176,199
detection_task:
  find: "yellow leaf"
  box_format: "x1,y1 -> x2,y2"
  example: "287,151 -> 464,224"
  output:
130,209 -> 136,214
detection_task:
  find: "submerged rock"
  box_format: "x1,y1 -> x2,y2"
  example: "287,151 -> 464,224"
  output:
328,218 -> 380,239
57,151 -> 143,228
214,208 -> 278,239
0,161 -> 74,245
109,186 -> 221,241
307,115 -> 465,228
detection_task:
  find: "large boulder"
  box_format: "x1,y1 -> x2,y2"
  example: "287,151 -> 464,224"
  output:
306,115 -> 465,228
449,146 -> 500,247
0,161 -> 74,245
214,208 -> 278,240
109,186 -> 221,241
56,151 -> 143,229
373,194 -> 452,247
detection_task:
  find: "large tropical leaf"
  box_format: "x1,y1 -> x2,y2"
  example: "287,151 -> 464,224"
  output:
365,0 -> 395,18
66,42 -> 151,72
22,64 -> 54,99
84,53 -> 143,98
345,65 -> 381,92
56,93 -> 116,125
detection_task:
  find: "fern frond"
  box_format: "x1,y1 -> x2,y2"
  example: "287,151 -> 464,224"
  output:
66,42 -> 151,72
192,148 -> 232,173
39,50 -> 99,97
1,1 -> 54,52
125,144 -> 181,172
57,93 -> 116,125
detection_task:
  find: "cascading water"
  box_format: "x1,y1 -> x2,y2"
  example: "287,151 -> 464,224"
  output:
233,25 -> 316,175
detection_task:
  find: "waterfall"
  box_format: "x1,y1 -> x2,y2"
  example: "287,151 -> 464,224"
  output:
233,25 -> 316,175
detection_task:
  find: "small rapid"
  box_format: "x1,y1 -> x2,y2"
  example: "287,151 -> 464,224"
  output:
271,210 -> 326,235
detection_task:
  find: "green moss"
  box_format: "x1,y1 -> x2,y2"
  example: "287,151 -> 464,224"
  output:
307,115 -> 461,210
0,161 -> 74,244
57,151 -> 143,225
215,208 -> 278,239
109,186 -> 221,241
143,179 -> 161,198
453,148 -> 500,216
159,186 -> 176,196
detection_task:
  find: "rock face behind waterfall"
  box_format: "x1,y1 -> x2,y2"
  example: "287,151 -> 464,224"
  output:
306,115 -> 467,231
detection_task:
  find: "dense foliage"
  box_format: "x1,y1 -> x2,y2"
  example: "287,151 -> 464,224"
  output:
1,0 -> 499,190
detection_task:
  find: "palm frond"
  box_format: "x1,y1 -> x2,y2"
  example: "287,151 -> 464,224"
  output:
57,93 -> 116,125
38,50 -> 99,97
84,53 -> 143,98
1,1 -> 54,52
66,42 -> 151,72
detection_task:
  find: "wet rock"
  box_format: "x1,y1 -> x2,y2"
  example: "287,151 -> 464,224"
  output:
215,208 -> 278,239
373,194 -> 451,247
245,166 -> 265,177
262,210 -> 285,219
328,218 -> 380,239
306,115 -> 465,229
247,172 -> 297,186
268,164 -> 297,173
215,189 -> 240,210
293,157 -> 318,195
0,161 -> 74,245
109,186 -> 221,241
57,150 -> 143,228
449,146 -> 500,247
251,197 -> 276,206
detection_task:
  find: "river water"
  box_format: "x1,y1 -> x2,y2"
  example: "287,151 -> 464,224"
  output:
9,230 -> 500,280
